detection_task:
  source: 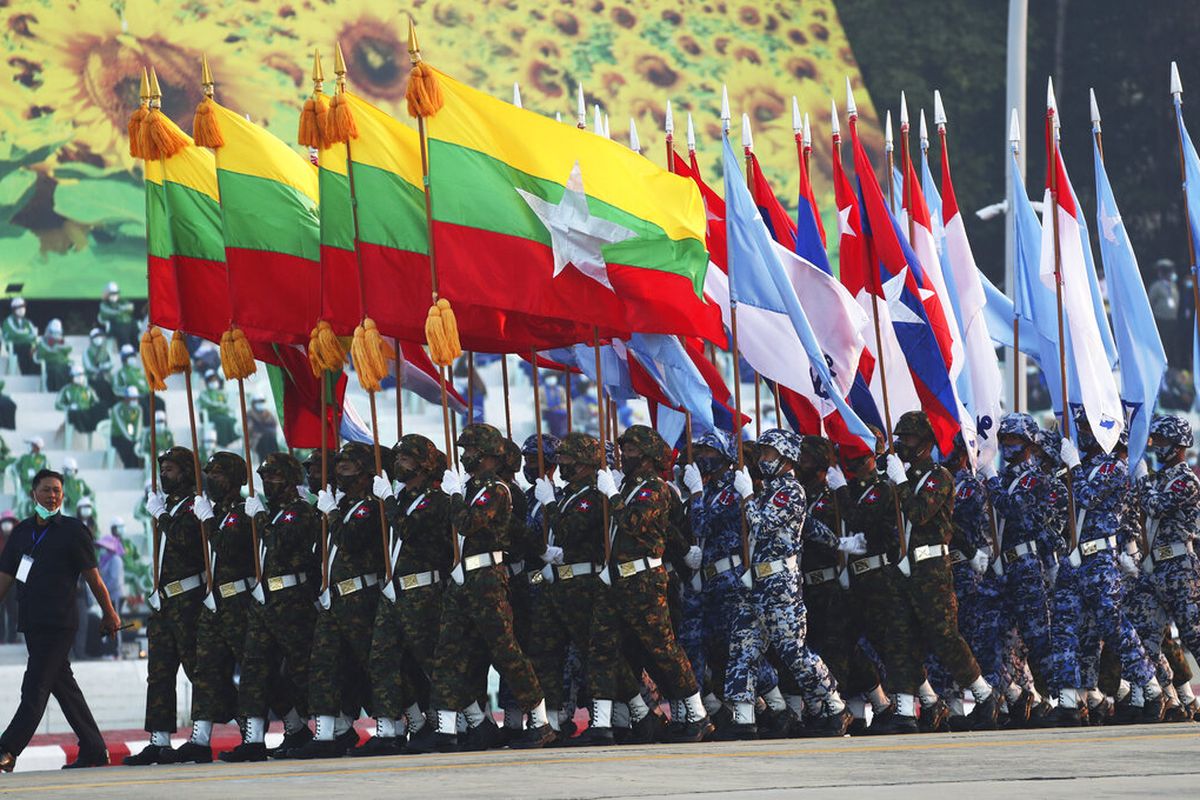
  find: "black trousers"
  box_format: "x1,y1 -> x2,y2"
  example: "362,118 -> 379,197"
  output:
0,628 -> 105,757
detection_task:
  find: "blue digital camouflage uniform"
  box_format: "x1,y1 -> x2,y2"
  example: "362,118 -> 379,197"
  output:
724,453 -> 841,715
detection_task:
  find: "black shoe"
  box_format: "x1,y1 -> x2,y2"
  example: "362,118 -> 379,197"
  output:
757,707 -> 795,739
268,727 -> 313,759
509,723 -> 555,750
1142,694 -> 1165,723
661,717 -> 714,743
1029,700 -> 1056,727
1111,695 -> 1140,725
625,711 -> 664,745
569,725 -> 615,747
347,736 -> 405,757
62,750 -> 109,769
1056,705 -> 1084,727
288,738 -> 344,760
335,726 -> 361,754
967,693 -> 999,731
847,717 -> 869,736
1163,702 -> 1191,723
1002,690 -> 1034,729
1089,697 -> 1114,726
712,722 -> 758,741
919,699 -> 950,733
806,708 -> 853,738
0,750 -> 13,773
172,741 -> 213,764
460,717 -> 502,752
123,744 -> 178,766
404,728 -> 458,754
868,710 -> 918,735
218,742 -> 267,763
946,714 -> 972,732
708,704 -> 732,732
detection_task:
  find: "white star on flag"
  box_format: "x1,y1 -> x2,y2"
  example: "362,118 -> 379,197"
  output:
517,161 -> 636,291
1099,198 -> 1122,244
881,267 -> 926,326
837,205 -> 856,238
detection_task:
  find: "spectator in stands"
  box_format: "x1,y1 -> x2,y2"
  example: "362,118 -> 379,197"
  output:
97,282 -> 136,349
56,365 -> 103,437
247,394 -> 279,463
140,409 -> 173,457
13,439 -> 47,486
198,370 -> 237,445
109,387 -> 143,469
0,380 -> 16,430
62,459 -> 94,517
132,481 -> 152,542
2,298 -> 38,376
113,344 -> 159,419
0,511 -> 15,643
95,521 -> 125,659
81,328 -> 115,408
35,319 -> 72,392
0,436 -> 13,489
75,497 -> 96,530
198,427 -> 218,465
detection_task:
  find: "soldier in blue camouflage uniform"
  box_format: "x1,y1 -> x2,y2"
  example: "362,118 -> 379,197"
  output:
720,429 -> 851,739
1129,415 -> 1200,720
1050,411 -> 1159,725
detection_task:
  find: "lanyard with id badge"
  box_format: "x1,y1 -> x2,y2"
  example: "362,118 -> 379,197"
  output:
16,525 -> 50,583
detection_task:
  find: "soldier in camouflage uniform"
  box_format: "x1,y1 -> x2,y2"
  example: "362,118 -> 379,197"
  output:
889,411 -> 998,730
357,435 -> 452,756
124,447 -> 205,766
797,436 -> 887,734
1050,411 -> 1158,725
290,443 -> 384,758
174,452 -> 259,763
411,424 -> 553,752
584,425 -> 712,744
720,429 -> 851,739
220,453 -> 320,762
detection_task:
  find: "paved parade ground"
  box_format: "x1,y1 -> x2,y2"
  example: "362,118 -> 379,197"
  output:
1,724 -> 1196,799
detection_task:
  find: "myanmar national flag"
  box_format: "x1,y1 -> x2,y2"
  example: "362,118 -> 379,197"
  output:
426,68 -> 726,345
145,120 -> 229,342
207,101 -> 320,344
317,92 -> 590,351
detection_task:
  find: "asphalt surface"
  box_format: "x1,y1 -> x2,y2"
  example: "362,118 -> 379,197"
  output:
2,723 -> 1197,798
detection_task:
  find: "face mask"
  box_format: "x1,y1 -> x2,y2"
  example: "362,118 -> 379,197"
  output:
207,382 -> 220,391
758,457 -> 785,478
79,507 -> 93,518
694,455 -> 725,477
91,337 -> 103,347
34,503 -> 59,520
1151,445 -> 1177,465
460,452 -> 483,473
73,375 -> 86,385
395,464 -> 419,483
1000,442 -> 1026,464
15,307 -> 25,318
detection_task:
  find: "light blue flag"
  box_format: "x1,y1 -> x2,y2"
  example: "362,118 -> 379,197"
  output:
1174,97 -> 1200,409
722,136 -> 874,452
1093,139 -> 1166,466
979,269 -> 1042,368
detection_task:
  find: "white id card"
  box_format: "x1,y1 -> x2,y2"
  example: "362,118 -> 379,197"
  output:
16,554 -> 33,583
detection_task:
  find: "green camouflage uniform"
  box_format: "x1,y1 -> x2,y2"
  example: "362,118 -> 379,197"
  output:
56,382 -> 102,433
198,387 -> 238,445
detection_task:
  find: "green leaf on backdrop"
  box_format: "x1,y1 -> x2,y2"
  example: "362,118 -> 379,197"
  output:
53,178 -> 144,226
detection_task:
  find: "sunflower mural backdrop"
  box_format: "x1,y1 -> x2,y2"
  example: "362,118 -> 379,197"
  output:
0,0 -> 882,300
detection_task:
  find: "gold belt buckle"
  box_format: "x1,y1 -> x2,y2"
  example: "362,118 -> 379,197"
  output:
1154,544 -> 1174,561
528,570 -> 544,585
267,576 -> 284,591
559,564 -> 575,580
851,559 -> 870,575
400,573 -> 419,590
805,570 -> 825,584
336,577 -> 358,595
702,563 -> 716,579
617,561 -> 638,578
754,562 -> 774,579
164,580 -> 183,597
219,582 -> 238,598
1080,540 -> 1099,557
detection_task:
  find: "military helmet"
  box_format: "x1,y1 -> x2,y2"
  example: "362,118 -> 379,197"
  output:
800,435 -> 837,469
158,446 -> 197,482
521,433 -> 560,463
456,423 -> 506,458
998,412 -> 1038,443
335,442 -> 375,474
258,452 -> 304,486
502,438 -> 523,475
396,434 -> 443,475
203,450 -> 247,486
1036,427 -> 1062,465
1150,415 -> 1193,449
693,429 -> 737,463
758,428 -> 803,463
893,410 -> 934,442
557,432 -> 603,469
618,424 -> 670,466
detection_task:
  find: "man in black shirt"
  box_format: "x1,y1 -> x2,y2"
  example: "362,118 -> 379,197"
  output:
0,469 -> 121,772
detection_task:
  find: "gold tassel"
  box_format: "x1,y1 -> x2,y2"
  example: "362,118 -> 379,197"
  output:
307,327 -> 324,378
139,329 -> 167,392
436,298 -> 461,361
219,330 -> 234,380
127,106 -> 148,159
168,329 -> 190,374
350,324 -> 378,392
231,328 -> 256,379
316,319 -> 345,371
425,303 -> 450,366
362,318 -> 389,387
193,97 -> 225,148
297,93 -> 330,149
327,92 -> 358,144
405,62 -> 444,119
141,108 -> 188,160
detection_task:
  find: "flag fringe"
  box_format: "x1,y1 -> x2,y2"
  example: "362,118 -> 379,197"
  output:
168,329 -> 191,374
327,93 -> 358,144
141,109 -> 188,160
127,106 -> 148,159
192,97 -> 225,148
298,92 -> 330,149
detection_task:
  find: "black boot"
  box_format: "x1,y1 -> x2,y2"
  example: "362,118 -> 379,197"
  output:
569,725 -> 615,747
123,744 -> 178,766
1142,693 -> 1165,723
1002,690 -> 1034,729
460,717 -> 502,752
661,716 -> 714,743
756,707 -> 795,739
348,736 -> 405,757
919,699 -> 950,733
847,716 -> 869,736
510,724 -> 556,750
806,707 -> 853,738
218,742 -> 267,763
62,749 -> 109,769
172,741 -> 213,764
712,722 -> 758,741
967,692 -> 999,731
1056,705 -> 1084,727
867,705 -> 918,735
404,726 -> 458,754
268,727 -> 313,759
335,726 -> 361,754
625,711 -> 664,744
287,738 -> 344,760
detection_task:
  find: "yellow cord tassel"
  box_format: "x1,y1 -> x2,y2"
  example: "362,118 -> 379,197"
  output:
327,92 -> 358,144
424,298 -> 461,366
139,328 -> 169,392
349,318 -> 392,392
219,327 -> 257,380
127,106 -> 148,159
405,62 -> 444,118
307,333 -> 323,378
297,92 -> 330,149
141,108 -> 188,161
306,320 -> 345,376
193,97 -> 225,148
168,329 -> 191,375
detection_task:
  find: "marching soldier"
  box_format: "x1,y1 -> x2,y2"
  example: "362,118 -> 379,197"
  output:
219,453 -> 320,762
498,437 -> 539,738
124,447 -> 205,766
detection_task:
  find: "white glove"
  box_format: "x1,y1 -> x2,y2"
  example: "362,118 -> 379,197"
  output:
885,454 -> 908,485
682,463 -> 704,495
534,476 -> 556,506
541,545 -> 564,566
316,485 -> 338,515
684,545 -> 702,570
244,494 -> 265,518
1118,551 -> 1139,577
978,460 -> 998,480
596,468 -> 619,499
826,466 -> 847,490
732,466 -> 754,500
610,469 -> 625,487
372,474 -> 394,500
1133,459 -> 1149,481
146,590 -> 161,613
1060,438 -> 1081,469
146,490 -> 167,520
838,533 -> 867,556
441,467 -> 465,497
193,493 -> 214,523
969,548 -> 990,575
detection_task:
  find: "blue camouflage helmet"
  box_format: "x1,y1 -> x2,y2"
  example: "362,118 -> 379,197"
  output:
1150,414 -> 1193,449
1036,427 -> 1062,465
693,429 -> 737,463
997,412 -> 1038,442
758,428 -> 803,462
521,433 -> 560,463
